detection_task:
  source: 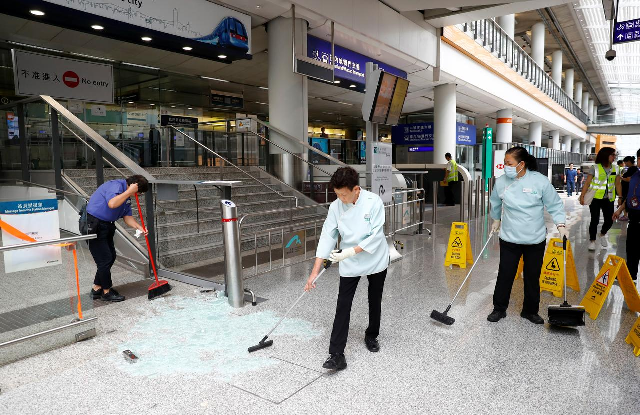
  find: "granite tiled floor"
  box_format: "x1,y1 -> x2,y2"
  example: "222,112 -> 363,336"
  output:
0,194 -> 638,414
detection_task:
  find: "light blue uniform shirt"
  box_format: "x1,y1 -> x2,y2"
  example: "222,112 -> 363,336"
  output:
316,189 -> 389,277
490,170 -> 565,245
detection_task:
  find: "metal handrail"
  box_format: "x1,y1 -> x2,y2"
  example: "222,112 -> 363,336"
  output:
0,179 -> 89,199
254,119 -> 348,167
41,95 -> 155,182
459,20 -> 589,124
168,126 -> 298,207
59,121 -> 128,178
0,234 -> 96,252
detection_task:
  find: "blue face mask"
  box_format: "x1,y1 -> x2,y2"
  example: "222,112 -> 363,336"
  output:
504,162 -> 523,179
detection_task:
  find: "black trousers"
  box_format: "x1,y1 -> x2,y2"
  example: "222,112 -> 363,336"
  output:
444,181 -> 456,206
589,198 -> 614,241
627,221 -> 640,279
88,220 -> 117,290
493,239 -> 546,314
329,269 -> 387,355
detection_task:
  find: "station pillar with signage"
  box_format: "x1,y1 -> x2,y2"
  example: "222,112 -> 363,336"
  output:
482,125 -> 493,191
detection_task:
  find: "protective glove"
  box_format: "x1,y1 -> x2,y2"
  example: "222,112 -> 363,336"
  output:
329,247 -> 357,263
557,226 -> 568,241
491,219 -> 501,234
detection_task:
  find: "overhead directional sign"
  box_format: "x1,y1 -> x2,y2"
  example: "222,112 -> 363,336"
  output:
613,18 -> 640,44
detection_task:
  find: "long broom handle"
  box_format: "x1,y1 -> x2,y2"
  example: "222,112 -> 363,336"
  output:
563,235 -> 567,302
446,231 -> 495,311
264,265 -> 329,338
134,193 -> 160,283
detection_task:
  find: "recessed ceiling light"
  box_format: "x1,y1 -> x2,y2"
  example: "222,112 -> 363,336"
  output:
218,54 -> 227,59
91,25 -> 104,30
171,105 -> 176,108
150,103 -> 155,106
349,84 -> 356,88
188,107 -> 193,110
256,5 -> 262,8
30,10 -> 45,16
128,101 -> 134,104
333,80 -> 340,84
183,46 -> 193,51
141,36 -> 152,42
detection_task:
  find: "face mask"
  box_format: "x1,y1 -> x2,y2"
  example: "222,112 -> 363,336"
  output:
504,162 -> 523,179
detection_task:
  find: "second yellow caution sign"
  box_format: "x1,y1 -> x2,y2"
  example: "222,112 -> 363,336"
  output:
625,316 -> 640,357
444,222 -> 473,268
539,238 -> 580,297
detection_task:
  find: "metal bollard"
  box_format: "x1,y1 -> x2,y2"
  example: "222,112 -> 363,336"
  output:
468,179 -> 473,220
459,181 -> 465,222
220,200 -> 245,308
480,178 -> 486,217
432,181 -> 438,225
475,177 -> 481,218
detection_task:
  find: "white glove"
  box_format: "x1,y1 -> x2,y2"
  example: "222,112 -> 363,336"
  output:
491,220 -> 501,234
557,226 -> 568,241
329,247 -> 357,263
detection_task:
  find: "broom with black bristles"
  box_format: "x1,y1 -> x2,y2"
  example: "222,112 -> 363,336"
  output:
135,193 -> 172,300
430,230 -> 495,325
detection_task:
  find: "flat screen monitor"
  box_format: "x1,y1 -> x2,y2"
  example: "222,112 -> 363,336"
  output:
385,77 -> 409,125
370,72 -> 397,124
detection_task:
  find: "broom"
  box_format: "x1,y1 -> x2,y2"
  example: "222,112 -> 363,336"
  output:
547,236 -> 585,327
134,193 -> 171,300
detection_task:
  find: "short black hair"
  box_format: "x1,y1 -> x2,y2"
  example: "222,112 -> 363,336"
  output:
329,167 -> 359,191
617,160 -> 624,165
569,163 -> 574,166
624,156 -> 636,164
126,175 -> 149,193
445,153 -> 452,158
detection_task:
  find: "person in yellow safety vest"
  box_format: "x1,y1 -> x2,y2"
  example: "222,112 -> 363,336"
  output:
444,152 -> 458,206
579,147 -> 621,251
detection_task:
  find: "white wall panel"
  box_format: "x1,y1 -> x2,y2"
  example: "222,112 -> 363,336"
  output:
440,43 -> 586,138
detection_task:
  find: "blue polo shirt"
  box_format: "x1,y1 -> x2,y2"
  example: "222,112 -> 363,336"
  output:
86,179 -> 133,222
566,168 -> 577,181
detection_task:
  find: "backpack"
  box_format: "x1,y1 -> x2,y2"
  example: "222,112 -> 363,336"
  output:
78,203 -> 98,235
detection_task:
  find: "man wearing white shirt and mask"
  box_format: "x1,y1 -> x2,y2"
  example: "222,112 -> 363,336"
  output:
305,167 -> 389,371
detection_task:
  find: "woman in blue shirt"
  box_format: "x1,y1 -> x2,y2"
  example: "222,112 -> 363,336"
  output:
488,147 -> 567,324
305,167 -> 389,371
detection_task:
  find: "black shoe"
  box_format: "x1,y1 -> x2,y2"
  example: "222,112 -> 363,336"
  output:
364,337 -> 380,352
90,288 -> 102,299
487,309 -> 506,322
322,353 -> 347,370
101,289 -> 125,302
520,311 -> 544,324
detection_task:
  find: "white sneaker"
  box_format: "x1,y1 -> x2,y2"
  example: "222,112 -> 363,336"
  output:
600,236 -> 608,248
588,241 -> 596,251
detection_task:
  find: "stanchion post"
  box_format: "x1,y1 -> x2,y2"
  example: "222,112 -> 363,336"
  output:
418,189 -> 424,234
459,181 -> 465,222
432,181 -> 438,225
220,199 -> 244,308
468,179 -> 473,220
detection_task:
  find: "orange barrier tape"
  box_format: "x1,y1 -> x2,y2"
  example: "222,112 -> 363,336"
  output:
0,219 -> 83,319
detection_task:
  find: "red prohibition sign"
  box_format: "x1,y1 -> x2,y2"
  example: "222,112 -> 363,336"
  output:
63,71 -> 80,88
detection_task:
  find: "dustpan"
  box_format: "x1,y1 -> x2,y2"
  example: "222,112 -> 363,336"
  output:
548,236 -> 585,327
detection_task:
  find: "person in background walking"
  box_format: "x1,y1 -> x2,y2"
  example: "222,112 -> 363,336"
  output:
579,147 -> 621,251
577,168 -> 584,193
85,175 -> 149,302
613,149 -> 640,281
565,163 -> 577,197
618,156 -> 638,221
443,152 -> 458,206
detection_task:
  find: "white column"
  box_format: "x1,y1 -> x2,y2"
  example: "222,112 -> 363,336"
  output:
531,23 -> 546,67
580,141 -> 589,154
496,14 -> 515,39
267,17 -> 309,186
574,82 -> 583,108
550,130 -> 560,150
433,83 -> 457,164
495,108 -> 513,144
564,68 -> 574,98
551,50 -> 563,87
582,92 -> 590,114
571,139 -> 581,153
528,121 -> 542,147
588,100 -> 595,121
563,135 -> 572,151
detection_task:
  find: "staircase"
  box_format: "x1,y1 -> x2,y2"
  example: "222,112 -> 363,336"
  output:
64,166 -> 326,274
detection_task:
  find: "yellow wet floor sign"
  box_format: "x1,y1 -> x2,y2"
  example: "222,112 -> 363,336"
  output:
625,316 -> 640,357
539,238 -> 579,297
580,255 -> 640,320
444,222 -> 473,268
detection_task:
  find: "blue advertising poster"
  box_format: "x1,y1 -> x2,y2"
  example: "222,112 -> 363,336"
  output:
310,137 -> 329,164
456,122 -> 476,145
307,36 -> 407,85
392,122 -> 477,145
391,123 -> 434,145
359,141 -> 366,162
613,19 -> 640,44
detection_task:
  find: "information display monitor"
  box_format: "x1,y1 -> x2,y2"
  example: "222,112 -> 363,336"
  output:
370,72 -> 397,124
385,77 -> 409,125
